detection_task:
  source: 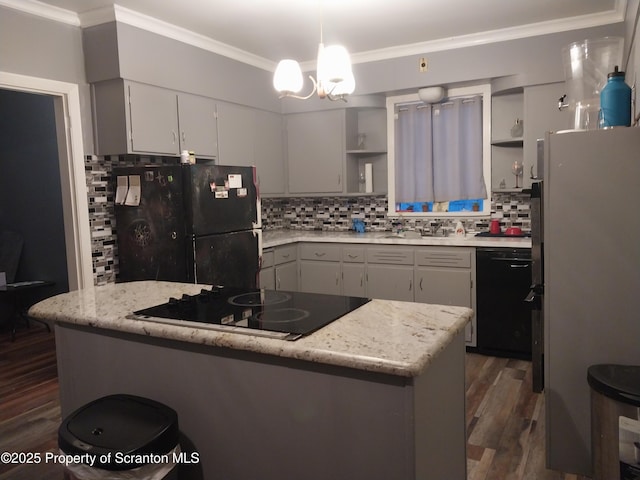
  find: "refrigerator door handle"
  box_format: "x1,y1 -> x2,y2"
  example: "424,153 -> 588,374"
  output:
525,283 -> 544,302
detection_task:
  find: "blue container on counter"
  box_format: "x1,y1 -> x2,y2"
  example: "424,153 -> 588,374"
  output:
600,66 -> 632,128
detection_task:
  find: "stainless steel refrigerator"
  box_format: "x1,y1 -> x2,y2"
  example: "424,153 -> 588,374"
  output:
114,164 -> 261,288
537,128 -> 640,476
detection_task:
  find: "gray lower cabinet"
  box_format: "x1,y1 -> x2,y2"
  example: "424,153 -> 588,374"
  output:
366,247 -> 414,302
259,249 -> 275,289
342,246 -> 366,297
414,247 -> 476,345
274,244 -> 298,291
259,245 -> 297,291
92,79 -> 218,157
299,244 -> 341,295
366,264 -> 414,301
262,242 -> 477,345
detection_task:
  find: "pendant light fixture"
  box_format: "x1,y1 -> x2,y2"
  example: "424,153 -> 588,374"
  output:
273,4 -> 355,101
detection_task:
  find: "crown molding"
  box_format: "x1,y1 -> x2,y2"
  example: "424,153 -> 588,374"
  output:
350,4 -> 627,65
1,0 -> 627,73
0,0 -> 80,26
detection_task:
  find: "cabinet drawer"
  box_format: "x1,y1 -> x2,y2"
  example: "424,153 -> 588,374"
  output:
366,248 -> 413,265
415,248 -> 471,268
342,247 -> 365,263
261,249 -> 274,268
274,245 -> 297,264
299,244 -> 341,262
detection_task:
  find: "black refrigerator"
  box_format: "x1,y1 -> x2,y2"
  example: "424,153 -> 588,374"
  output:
113,164 -> 261,288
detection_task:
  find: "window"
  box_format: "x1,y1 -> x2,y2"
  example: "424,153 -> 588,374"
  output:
386,84 -> 491,217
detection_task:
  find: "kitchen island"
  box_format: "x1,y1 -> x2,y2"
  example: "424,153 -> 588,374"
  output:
30,281 -> 472,480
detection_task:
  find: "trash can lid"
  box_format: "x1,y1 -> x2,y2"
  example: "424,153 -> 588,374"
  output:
58,394 -> 179,471
587,364 -> 640,407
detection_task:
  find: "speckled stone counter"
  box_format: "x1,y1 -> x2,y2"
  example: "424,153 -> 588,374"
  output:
29,280 -> 472,377
263,229 -> 531,249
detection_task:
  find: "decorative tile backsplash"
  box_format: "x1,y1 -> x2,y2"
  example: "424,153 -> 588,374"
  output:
262,192 -> 531,233
85,154 -> 531,285
86,154 -> 179,286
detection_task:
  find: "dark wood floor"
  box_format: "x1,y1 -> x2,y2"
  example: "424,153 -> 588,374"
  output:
465,353 -> 590,480
0,325 -> 590,479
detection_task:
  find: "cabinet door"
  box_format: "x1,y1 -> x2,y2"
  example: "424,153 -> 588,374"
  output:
259,266 -> 275,290
366,265 -> 413,301
217,102 -> 255,166
414,267 -> 471,307
177,93 -> 218,158
275,261 -> 298,291
287,110 -> 344,193
254,109 -> 285,194
299,261 -> 341,295
128,83 -> 179,155
342,264 -> 366,297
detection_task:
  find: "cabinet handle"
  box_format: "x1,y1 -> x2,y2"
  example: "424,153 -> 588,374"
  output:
338,174 -> 341,186
277,277 -> 281,289
409,280 -> 412,291
172,131 -> 177,145
335,273 -> 339,286
360,274 -> 363,287
282,253 -> 290,258
348,254 -> 358,259
419,278 -> 423,290
181,131 -> 186,143
315,252 -> 326,257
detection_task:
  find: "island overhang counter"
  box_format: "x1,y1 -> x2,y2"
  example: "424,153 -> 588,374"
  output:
30,280 -> 472,480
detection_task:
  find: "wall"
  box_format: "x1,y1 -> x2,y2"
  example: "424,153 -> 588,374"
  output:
0,89 -> 69,302
284,24 -> 626,114
0,5 -> 93,152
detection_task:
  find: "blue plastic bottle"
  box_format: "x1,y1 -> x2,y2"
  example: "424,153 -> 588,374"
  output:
600,66 -> 632,127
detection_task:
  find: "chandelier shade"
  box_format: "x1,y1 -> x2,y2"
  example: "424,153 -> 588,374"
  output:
273,15 -> 355,102
273,59 -> 304,94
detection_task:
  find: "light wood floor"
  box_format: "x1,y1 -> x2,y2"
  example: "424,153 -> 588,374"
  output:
0,325 -> 590,479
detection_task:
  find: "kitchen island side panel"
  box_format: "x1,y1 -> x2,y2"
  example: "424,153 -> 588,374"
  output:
55,323 -> 466,480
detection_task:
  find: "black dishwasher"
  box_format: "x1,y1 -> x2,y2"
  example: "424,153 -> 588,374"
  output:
475,248 -> 532,360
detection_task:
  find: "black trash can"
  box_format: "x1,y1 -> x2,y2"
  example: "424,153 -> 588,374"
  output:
588,364 -> 640,480
58,394 -> 180,480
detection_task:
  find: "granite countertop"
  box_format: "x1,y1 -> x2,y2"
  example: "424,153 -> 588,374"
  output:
262,230 -> 532,248
28,281 -> 472,378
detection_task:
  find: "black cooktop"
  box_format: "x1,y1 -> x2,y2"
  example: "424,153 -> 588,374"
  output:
131,286 -> 371,340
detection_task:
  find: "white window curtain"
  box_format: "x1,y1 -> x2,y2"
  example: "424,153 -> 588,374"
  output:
395,95 -> 486,203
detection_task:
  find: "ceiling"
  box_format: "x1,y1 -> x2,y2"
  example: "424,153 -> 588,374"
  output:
13,0 -> 625,70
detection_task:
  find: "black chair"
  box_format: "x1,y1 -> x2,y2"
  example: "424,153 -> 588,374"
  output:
0,231 -> 52,339
0,230 -> 23,284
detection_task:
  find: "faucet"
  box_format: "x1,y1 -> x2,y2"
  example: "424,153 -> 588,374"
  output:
391,220 -> 404,234
429,221 -> 443,236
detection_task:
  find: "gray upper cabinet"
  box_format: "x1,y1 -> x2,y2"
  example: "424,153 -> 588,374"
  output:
177,92 -> 218,157
217,102 -> 255,166
92,79 -> 217,158
128,82 -> 180,155
217,102 -> 285,195
286,109 -> 344,194
254,109 -> 285,195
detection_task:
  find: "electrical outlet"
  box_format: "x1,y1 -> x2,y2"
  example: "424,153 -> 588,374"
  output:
419,57 -> 428,72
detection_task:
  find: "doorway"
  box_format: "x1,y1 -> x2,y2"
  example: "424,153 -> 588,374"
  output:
0,88 -> 69,304
0,71 -> 92,291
